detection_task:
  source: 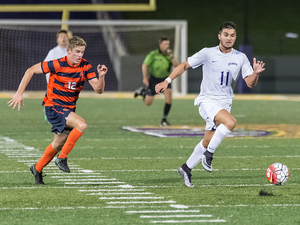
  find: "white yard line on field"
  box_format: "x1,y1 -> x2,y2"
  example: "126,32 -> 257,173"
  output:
141,215 -> 213,218
87,192 -> 153,195
149,219 -> 226,223
79,189 -> 145,192
106,201 -> 176,204
126,210 -> 201,213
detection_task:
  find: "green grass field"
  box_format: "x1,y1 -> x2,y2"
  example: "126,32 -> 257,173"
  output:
0,96 -> 300,225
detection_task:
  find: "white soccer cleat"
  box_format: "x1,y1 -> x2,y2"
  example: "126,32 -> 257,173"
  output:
178,166 -> 194,187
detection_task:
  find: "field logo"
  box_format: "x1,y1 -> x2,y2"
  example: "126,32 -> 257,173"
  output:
122,126 -> 271,138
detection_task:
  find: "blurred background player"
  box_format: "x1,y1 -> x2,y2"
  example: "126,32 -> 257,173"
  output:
134,37 -> 178,126
44,29 -> 69,83
43,29 -> 69,123
8,36 -> 108,185
155,21 -> 265,187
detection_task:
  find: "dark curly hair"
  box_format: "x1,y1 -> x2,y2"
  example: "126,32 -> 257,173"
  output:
219,21 -> 237,34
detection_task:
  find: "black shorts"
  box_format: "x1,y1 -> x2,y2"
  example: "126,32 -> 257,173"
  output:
145,75 -> 172,96
45,105 -> 75,134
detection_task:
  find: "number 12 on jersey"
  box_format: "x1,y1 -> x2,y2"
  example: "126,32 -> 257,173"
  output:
68,82 -> 77,90
220,71 -> 229,86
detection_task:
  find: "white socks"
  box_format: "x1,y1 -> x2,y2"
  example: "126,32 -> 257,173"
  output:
207,124 -> 231,154
186,140 -> 206,169
185,124 -> 231,170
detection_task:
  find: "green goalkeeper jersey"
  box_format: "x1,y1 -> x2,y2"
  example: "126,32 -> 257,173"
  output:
143,49 -> 173,78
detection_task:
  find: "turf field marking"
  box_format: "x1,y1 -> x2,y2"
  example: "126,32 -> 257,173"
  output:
59,178 -> 117,181
79,189 -> 145,192
0,206 -> 104,210
170,204 -> 189,209
126,210 -> 201,213
91,166 -> 300,172
99,197 -> 164,200
106,201 -> 176,204
194,204 -> 300,208
65,182 -> 125,184
51,175 -> 108,178
141,215 -> 213,218
149,219 -> 226,223
88,192 -> 153,195
0,136 -> 227,223
47,172 -> 103,175
1,204 -> 299,211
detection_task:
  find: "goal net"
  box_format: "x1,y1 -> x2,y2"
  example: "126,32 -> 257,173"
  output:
0,20 -> 188,96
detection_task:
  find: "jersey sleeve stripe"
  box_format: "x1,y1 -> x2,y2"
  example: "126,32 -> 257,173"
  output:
87,72 -> 96,80
42,61 -> 50,74
53,59 -> 61,71
47,61 -> 55,73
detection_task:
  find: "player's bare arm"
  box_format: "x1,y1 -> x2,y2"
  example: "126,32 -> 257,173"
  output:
244,57 -> 265,88
7,63 -> 43,111
155,61 -> 191,94
142,64 -> 149,87
89,64 -> 108,94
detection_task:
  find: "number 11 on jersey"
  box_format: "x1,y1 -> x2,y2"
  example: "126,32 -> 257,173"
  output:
220,71 -> 229,86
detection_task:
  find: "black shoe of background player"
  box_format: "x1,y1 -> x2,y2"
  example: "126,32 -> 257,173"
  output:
160,118 -> 170,126
134,87 -> 146,98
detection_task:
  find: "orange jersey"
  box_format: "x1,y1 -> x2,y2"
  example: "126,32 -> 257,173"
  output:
41,56 -> 96,109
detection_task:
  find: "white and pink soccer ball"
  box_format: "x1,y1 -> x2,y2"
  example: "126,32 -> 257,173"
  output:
266,163 -> 289,185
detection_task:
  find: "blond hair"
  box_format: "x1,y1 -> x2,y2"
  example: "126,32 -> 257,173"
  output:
67,36 -> 87,50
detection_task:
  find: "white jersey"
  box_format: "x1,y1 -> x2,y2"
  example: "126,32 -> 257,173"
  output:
44,45 -> 67,83
188,46 -> 253,105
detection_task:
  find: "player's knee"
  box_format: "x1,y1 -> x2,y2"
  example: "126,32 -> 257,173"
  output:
77,121 -> 87,133
144,98 -> 153,106
226,117 -> 236,130
165,99 -> 172,104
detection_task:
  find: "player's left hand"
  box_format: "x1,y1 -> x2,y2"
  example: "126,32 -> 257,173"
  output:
253,58 -> 265,74
7,93 -> 24,111
97,64 -> 108,78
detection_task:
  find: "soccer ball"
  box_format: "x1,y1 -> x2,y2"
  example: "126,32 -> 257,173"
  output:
266,163 -> 289,185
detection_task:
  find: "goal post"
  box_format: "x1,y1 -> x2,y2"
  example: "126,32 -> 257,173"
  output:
0,19 -> 188,96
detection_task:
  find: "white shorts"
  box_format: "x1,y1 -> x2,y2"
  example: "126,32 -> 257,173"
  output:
198,100 -> 232,131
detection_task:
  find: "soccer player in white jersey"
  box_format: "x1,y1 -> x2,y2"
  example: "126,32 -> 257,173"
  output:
155,21 -> 265,187
44,29 -> 69,83
43,29 -> 69,123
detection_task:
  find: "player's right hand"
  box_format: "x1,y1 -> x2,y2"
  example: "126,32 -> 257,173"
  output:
7,93 -> 24,111
143,78 -> 149,87
155,81 -> 168,94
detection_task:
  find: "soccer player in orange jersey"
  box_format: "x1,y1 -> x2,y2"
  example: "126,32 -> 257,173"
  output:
8,36 -> 108,185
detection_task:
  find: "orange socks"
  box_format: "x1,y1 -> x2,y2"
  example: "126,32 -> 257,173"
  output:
35,129 -> 83,172
35,144 -> 58,173
58,128 -> 83,159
